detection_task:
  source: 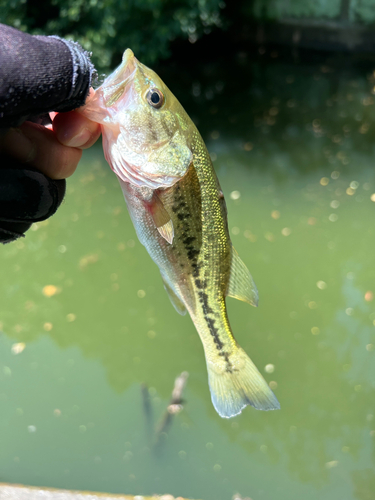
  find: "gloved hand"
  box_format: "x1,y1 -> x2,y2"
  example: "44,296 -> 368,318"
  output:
0,23 -> 100,243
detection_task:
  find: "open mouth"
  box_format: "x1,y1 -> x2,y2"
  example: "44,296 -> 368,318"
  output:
101,50 -> 138,108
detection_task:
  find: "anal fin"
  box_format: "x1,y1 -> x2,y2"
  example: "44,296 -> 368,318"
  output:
161,275 -> 187,316
226,246 -> 258,307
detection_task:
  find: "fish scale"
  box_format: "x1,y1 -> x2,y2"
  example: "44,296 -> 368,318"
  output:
81,48 -> 280,418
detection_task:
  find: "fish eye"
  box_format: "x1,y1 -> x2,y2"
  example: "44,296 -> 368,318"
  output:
146,88 -> 164,109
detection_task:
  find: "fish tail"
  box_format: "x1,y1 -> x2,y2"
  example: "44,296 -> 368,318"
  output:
206,346 -> 280,418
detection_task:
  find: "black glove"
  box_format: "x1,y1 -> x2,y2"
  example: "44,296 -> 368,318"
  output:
0,23 -> 95,243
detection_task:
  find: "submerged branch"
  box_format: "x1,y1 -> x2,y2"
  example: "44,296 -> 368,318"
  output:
155,371 -> 189,440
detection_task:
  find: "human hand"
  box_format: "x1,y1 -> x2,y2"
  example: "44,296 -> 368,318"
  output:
0,24 -> 100,243
1,108 -> 100,180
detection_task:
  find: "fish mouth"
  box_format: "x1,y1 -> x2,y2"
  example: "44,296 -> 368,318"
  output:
100,49 -> 140,108
106,48 -> 138,88
122,48 -> 136,67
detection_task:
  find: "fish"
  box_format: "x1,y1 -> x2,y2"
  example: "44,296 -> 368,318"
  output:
80,49 -> 280,418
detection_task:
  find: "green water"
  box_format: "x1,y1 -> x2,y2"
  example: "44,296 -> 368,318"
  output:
1,50 -> 375,500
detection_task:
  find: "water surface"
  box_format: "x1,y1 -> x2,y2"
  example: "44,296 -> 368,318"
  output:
1,49 -> 375,500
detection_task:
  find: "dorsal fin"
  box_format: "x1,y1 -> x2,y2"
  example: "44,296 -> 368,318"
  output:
226,246 -> 258,307
161,275 -> 187,316
149,192 -> 174,244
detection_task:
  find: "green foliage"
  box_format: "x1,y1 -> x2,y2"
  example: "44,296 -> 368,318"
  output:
251,0 -> 342,20
0,0 -> 224,71
351,0 -> 375,23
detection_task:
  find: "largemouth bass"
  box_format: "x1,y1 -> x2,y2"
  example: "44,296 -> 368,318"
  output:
81,49 -> 280,418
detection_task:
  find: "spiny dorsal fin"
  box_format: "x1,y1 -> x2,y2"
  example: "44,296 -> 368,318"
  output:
150,192 -> 174,244
161,274 -> 187,316
226,246 -> 258,307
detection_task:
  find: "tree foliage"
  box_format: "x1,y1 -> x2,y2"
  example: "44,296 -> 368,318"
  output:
0,0 -> 225,71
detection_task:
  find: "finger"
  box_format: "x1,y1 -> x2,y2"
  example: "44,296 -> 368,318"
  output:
53,110 -> 101,149
1,122 -> 82,180
0,25 -> 94,128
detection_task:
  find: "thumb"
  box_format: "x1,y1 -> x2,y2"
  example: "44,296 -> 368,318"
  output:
0,23 -> 96,129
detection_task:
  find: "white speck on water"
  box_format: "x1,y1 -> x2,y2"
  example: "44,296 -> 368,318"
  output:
265,364 -> 275,373
11,343 -> 25,355
325,460 -> 338,469
317,281 -> 327,290
281,227 -> 291,236
28,425 -> 36,433
329,213 -> 338,222
230,190 -> 241,200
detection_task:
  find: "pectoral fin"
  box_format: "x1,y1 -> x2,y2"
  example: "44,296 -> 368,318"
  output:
149,193 -> 174,244
157,221 -> 174,245
226,246 -> 258,307
161,275 -> 187,316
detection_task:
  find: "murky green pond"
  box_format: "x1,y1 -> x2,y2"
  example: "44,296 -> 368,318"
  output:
1,49 -> 375,500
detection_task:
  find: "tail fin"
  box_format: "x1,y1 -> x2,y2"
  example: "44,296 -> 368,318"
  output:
207,347 -> 280,418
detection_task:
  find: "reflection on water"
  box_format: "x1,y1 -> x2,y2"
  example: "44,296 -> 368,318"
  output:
1,49 -> 375,500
